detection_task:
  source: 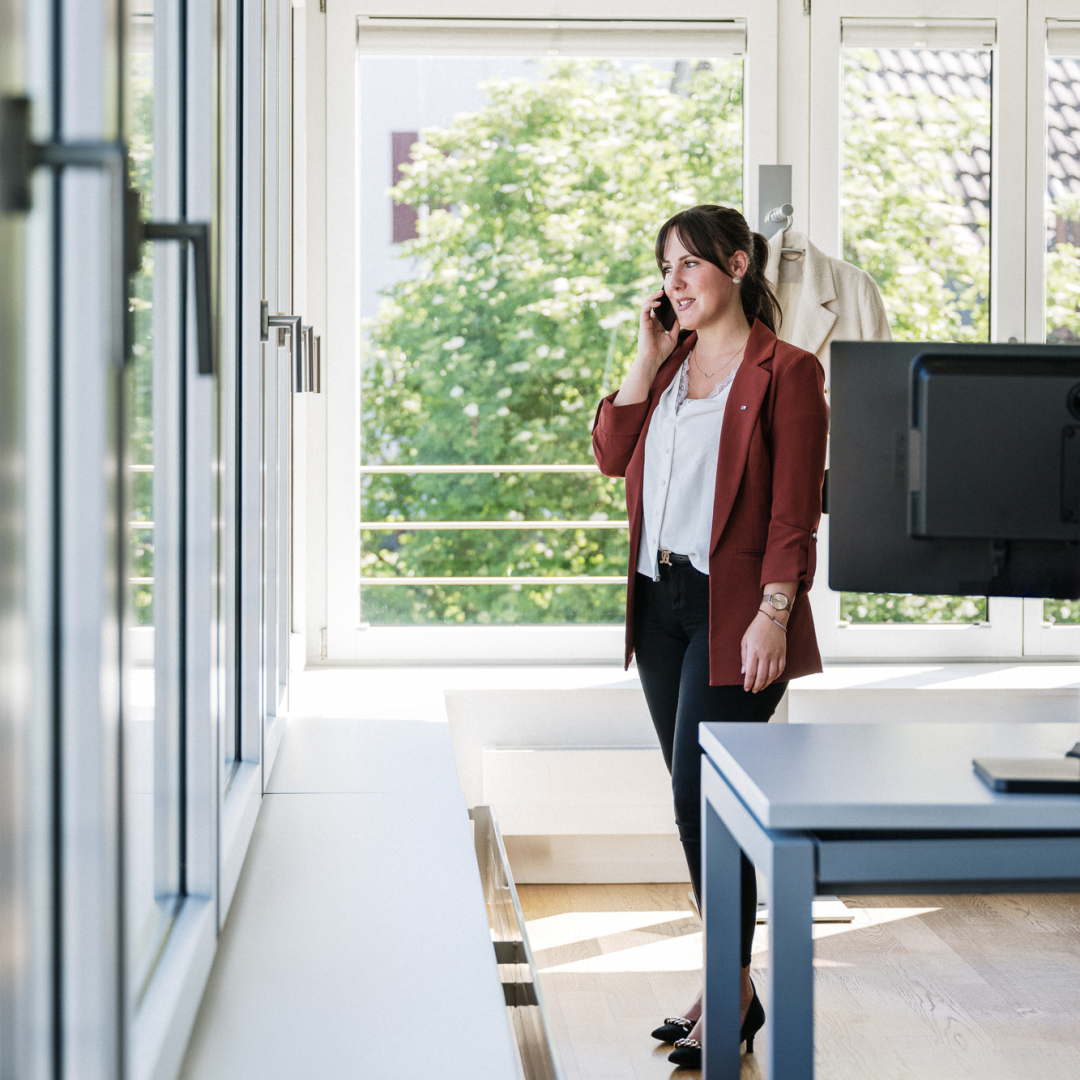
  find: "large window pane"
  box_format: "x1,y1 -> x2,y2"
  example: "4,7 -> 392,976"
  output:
360,56 -> 743,625
841,45 -> 991,625
1044,54 -> 1080,627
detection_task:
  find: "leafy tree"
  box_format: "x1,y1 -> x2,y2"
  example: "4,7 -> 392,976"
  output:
361,59 -> 743,624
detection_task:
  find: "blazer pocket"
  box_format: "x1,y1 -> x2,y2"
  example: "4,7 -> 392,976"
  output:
736,548 -> 766,557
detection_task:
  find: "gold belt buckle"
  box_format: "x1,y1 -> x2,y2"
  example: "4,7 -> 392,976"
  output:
659,549 -> 672,566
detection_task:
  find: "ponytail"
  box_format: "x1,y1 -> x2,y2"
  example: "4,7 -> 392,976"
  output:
743,230 -> 782,335
654,206 -> 782,335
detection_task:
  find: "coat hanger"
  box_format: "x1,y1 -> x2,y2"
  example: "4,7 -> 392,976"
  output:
763,203 -> 806,257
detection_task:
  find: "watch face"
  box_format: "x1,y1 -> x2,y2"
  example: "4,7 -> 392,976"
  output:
768,592 -> 790,611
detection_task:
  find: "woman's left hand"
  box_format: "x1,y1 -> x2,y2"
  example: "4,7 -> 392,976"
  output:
741,612 -> 787,693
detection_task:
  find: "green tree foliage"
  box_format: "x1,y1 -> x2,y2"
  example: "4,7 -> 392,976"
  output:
361,59 -> 742,624
128,51 -> 155,624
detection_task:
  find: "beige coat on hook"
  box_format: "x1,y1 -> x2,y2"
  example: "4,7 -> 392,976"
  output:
766,229 -> 892,390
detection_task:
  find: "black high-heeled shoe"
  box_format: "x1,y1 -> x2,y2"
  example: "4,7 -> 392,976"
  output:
666,985 -> 767,1068
650,1016 -> 694,1043
667,1037 -> 702,1068
741,983 -> 766,1054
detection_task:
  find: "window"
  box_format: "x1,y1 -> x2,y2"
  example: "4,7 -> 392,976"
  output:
806,7 -> 1029,660
839,40 -> 991,628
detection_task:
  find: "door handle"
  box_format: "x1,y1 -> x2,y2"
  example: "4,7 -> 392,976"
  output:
260,303 -> 320,393
1,95 -> 214,375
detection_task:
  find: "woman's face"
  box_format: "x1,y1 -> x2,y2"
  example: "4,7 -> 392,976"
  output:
660,231 -> 746,332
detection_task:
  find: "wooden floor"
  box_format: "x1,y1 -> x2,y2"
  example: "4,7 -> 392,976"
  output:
517,883 -> 1080,1080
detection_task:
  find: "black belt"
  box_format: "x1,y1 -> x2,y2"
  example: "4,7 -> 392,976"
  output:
658,550 -> 692,565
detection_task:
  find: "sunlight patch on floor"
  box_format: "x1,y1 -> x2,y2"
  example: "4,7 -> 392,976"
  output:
524,909 -> 695,951
751,905 -> 941,954
539,930 -> 704,973
531,905 -> 941,973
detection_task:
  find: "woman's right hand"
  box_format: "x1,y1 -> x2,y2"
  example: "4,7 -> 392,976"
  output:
612,290 -> 681,406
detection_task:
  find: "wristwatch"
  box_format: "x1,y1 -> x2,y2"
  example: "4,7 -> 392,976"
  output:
762,591 -> 790,612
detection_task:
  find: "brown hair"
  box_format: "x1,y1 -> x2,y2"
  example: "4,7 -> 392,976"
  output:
654,205 -> 782,335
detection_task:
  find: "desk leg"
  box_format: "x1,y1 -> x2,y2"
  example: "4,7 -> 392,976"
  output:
766,835 -> 816,1080
702,798 -> 742,1080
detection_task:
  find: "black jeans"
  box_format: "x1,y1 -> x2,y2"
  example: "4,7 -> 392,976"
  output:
634,564 -> 787,968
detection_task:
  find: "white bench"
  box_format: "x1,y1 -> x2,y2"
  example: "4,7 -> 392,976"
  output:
179,717 -> 520,1080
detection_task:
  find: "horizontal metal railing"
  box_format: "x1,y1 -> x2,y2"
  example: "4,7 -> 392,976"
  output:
362,519 -> 627,530
470,805 -> 563,1080
359,464 -> 602,474
362,575 -> 624,587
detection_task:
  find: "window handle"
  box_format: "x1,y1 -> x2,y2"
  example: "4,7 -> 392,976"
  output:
260,304 -> 320,393
1,95 -> 215,375
138,211 -> 214,376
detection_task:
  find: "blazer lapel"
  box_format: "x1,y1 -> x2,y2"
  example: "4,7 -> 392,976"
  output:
767,229 -> 838,358
710,321 -> 775,554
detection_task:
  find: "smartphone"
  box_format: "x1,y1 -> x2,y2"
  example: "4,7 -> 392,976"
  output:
653,290 -> 678,333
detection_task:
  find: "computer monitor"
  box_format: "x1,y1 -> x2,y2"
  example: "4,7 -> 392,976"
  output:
829,341 -> 1080,599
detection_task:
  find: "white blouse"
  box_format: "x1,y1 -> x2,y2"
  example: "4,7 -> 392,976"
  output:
636,358 -> 736,580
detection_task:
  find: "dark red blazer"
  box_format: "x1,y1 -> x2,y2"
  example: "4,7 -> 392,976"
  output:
592,319 -> 829,685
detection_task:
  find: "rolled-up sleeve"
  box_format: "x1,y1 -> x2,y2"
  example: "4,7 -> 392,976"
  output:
592,393 -> 649,478
761,351 -> 829,591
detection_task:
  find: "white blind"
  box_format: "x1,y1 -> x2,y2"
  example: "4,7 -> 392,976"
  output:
355,17 -> 746,57
841,18 -> 996,51
1048,20 -> 1080,58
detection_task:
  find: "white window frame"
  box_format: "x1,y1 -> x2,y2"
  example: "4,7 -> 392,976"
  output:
317,0 -> 779,662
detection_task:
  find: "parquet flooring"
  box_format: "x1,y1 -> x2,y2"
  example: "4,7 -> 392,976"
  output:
518,883 -> 1080,1080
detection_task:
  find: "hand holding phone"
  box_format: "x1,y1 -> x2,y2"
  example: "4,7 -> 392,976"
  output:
653,289 -> 678,333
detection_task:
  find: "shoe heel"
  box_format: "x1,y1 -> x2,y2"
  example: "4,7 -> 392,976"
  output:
745,1034 -> 754,1054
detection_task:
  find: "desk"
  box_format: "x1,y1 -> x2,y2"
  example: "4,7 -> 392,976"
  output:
698,722 -> 1080,1080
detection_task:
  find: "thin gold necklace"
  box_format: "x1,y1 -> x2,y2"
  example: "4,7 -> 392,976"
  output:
691,338 -> 747,380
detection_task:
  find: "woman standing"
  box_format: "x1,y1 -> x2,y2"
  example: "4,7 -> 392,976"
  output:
592,205 -> 828,1068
